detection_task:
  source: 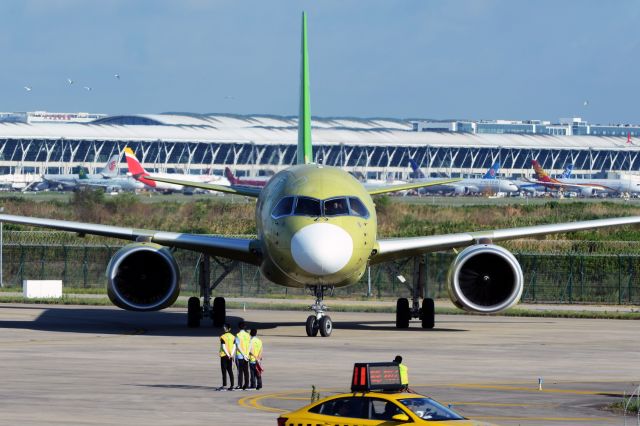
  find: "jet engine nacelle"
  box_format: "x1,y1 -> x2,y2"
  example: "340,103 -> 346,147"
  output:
453,186 -> 471,195
106,243 -> 180,311
447,244 -> 523,313
580,187 -> 597,197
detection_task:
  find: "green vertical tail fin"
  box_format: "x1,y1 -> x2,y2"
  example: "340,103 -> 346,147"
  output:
297,11 -> 313,165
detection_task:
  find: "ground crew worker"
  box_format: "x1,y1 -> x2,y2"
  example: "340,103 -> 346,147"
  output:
393,355 -> 409,390
248,328 -> 263,390
219,323 -> 236,391
235,321 -> 251,390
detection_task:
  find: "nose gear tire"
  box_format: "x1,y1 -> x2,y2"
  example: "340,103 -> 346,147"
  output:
305,315 -> 319,337
319,316 -> 332,337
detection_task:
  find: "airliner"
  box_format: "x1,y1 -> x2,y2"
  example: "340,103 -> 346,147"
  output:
408,159 -> 519,195
74,171 -> 144,193
124,148 -> 230,193
1,13 -> 640,338
526,160 -> 640,196
515,163 -> 574,195
38,154 -> 121,191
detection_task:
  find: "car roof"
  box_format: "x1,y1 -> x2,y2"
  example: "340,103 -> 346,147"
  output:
313,391 -> 427,401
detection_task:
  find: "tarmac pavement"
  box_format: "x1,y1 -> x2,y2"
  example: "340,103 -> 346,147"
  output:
0,304 -> 638,425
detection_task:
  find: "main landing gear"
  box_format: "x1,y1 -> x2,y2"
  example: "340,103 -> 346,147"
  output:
187,254 -> 238,328
305,285 -> 334,337
389,256 -> 435,330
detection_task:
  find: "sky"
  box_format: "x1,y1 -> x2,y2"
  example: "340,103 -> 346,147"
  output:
1,0 -> 640,124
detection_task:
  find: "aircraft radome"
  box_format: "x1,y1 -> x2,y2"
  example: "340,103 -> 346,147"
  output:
2,13 -> 640,337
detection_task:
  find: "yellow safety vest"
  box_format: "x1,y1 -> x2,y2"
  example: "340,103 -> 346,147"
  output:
219,332 -> 235,357
249,337 -> 263,363
399,363 -> 409,386
236,330 -> 251,358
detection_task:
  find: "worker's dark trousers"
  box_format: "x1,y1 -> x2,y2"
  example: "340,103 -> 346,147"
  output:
236,359 -> 250,389
220,356 -> 234,388
250,363 -> 262,389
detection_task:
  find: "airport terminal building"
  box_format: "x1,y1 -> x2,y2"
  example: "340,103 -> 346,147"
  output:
0,112 -> 639,180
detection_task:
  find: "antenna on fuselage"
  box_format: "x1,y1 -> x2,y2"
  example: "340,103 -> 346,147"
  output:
297,11 -> 313,165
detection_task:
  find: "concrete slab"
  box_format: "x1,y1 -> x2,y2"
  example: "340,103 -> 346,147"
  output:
0,304 -> 638,425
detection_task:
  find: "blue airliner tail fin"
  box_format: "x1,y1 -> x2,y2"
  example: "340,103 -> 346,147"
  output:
561,164 -> 574,179
408,159 -> 425,178
483,161 -> 500,179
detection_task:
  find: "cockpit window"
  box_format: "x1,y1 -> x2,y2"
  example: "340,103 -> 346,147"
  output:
271,196 -> 294,219
348,197 -> 369,218
294,197 -> 321,217
272,195 -> 369,219
324,197 -> 349,216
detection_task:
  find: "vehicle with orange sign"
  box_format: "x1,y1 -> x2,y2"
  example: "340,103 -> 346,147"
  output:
277,363 -> 495,425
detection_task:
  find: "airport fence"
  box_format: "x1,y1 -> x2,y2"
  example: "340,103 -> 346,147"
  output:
0,231 -> 638,305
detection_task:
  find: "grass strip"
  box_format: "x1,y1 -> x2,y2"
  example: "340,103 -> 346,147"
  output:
608,397 -> 640,414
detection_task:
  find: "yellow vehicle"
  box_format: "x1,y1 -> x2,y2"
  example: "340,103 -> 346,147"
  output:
277,363 -> 494,425
277,391 -> 495,425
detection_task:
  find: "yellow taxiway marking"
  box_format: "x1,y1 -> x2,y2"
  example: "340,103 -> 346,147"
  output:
238,389 -> 327,414
237,388 -> 345,413
237,383 -> 618,421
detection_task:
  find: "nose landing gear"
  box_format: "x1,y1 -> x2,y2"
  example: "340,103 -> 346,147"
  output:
305,285 -> 334,337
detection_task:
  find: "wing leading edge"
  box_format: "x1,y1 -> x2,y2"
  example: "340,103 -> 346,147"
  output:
0,214 -> 261,265
372,215 -> 640,264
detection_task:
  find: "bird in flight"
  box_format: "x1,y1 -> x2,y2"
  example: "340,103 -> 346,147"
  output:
23,86 -> 32,92
83,86 -> 92,91
67,78 -> 74,85
114,73 -> 120,79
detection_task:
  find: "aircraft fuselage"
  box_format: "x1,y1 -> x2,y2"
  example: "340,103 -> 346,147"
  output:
257,164 -> 377,288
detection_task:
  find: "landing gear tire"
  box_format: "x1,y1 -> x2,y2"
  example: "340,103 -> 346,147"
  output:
319,316 -> 332,337
396,298 -> 410,328
187,297 -> 201,328
421,298 -> 435,329
212,297 -> 226,327
305,315 -> 319,337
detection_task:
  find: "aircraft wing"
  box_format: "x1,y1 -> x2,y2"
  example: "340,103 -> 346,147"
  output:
145,175 -> 262,197
367,178 -> 462,195
0,214 -> 261,265
371,215 -> 640,264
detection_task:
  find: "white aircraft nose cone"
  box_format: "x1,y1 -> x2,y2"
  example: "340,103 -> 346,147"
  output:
291,223 -> 353,275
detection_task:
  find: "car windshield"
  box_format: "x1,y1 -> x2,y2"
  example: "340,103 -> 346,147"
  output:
398,397 -> 465,421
